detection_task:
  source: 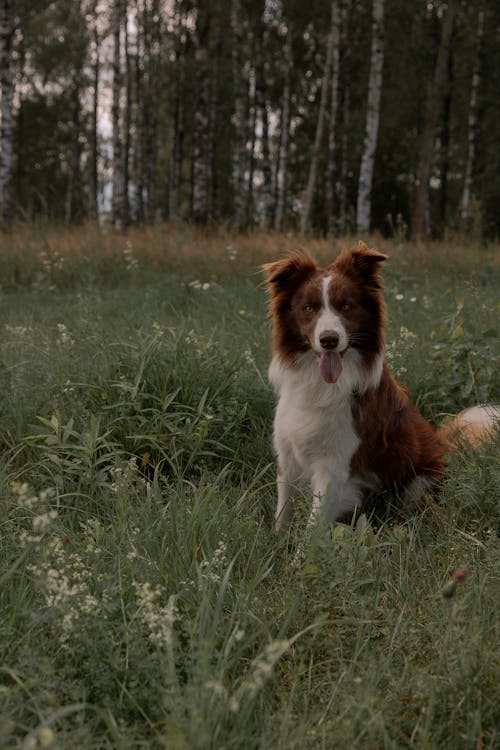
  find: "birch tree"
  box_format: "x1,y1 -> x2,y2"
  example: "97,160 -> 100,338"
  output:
300,3 -> 336,235
412,0 -> 458,239
0,0 -> 14,230
89,0 -> 100,220
356,0 -> 384,235
459,7 -> 484,232
112,0 -> 126,230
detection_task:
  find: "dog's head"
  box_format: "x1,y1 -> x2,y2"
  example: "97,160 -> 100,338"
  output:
264,242 -> 387,382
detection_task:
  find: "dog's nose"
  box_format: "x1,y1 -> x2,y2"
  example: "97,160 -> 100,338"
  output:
319,331 -> 340,350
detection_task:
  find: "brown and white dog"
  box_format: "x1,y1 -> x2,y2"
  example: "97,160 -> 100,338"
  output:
264,241 -> 498,534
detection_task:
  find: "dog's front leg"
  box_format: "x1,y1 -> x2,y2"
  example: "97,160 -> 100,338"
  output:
309,470 -> 361,529
275,464 -> 298,534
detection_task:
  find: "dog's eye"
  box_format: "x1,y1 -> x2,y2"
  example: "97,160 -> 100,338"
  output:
341,302 -> 352,312
303,303 -> 314,313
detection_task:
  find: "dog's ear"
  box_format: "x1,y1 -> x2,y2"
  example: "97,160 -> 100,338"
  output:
335,241 -> 387,286
263,254 -> 316,291
350,240 -> 388,272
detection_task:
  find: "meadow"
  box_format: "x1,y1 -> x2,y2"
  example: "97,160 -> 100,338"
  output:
1,225 -> 499,749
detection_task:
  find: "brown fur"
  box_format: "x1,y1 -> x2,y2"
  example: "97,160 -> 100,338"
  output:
350,362 -> 447,487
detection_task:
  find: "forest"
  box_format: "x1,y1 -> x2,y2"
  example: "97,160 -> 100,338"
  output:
1,0 -> 499,239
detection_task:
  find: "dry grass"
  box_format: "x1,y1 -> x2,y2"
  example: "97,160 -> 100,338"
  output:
1,222 -> 498,285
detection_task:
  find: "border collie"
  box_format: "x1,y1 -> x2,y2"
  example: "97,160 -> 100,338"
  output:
264,241 -> 498,534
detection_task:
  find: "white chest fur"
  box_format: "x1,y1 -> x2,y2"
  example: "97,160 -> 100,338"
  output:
269,352 -> 377,526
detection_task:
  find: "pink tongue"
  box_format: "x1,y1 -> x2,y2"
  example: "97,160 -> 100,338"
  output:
319,351 -> 343,384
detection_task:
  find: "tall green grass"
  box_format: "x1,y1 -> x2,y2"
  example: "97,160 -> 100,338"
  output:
0,233 -> 499,748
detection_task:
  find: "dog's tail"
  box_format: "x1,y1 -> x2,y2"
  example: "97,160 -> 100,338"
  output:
437,404 -> 500,451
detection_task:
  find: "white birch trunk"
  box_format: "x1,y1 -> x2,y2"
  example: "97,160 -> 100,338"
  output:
135,0 -> 145,222
300,1 -> 336,235
112,0 -> 126,230
89,0 -> 100,220
0,0 -> 14,229
356,0 -> 384,234
459,8 -> 484,231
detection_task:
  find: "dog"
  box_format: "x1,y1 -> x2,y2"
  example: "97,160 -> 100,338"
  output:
264,241 -> 498,534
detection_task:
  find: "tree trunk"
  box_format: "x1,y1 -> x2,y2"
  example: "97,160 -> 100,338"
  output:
326,0 -> 341,235
167,15 -> 181,221
274,27 -> 292,232
338,0 -> 352,234
89,0 -> 100,221
257,31 -> 273,229
112,0 -> 126,230
0,0 -> 15,230
123,10 -> 131,226
411,0 -> 458,240
207,20 -> 221,223
192,0 -> 211,224
231,0 -> 247,231
459,8 -> 484,233
247,65 -> 258,227
144,0 -> 159,224
65,64 -> 84,223
300,2 -> 336,235
135,0 -> 145,223
356,0 -> 384,235
437,48 -> 453,237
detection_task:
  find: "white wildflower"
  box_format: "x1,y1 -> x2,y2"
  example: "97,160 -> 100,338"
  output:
152,321 -> 165,336
133,582 -> 178,650
56,323 -> 74,346
399,326 -> 417,343
5,324 -> 31,336
39,726 -> 56,748
32,510 -> 58,533
11,481 -> 38,509
123,241 -> 139,272
395,293 -> 404,301
204,680 -> 227,698
199,541 -> 228,585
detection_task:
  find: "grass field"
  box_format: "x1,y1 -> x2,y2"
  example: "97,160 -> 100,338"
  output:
1,227 -> 499,749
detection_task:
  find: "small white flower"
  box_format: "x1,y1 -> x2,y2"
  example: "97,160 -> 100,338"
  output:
56,323 -> 74,346
39,726 -> 56,747
395,293 -> 404,301
32,510 -> 58,532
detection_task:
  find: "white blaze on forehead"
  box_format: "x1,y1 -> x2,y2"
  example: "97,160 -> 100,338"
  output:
313,275 -> 348,352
